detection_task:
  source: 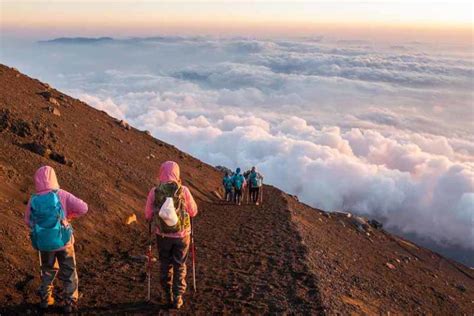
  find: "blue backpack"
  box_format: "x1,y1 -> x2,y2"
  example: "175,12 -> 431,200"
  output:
233,174 -> 244,190
249,172 -> 258,188
223,177 -> 233,190
29,191 -> 73,251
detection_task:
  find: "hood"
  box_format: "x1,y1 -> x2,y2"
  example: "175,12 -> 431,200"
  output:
159,161 -> 181,184
34,166 -> 60,193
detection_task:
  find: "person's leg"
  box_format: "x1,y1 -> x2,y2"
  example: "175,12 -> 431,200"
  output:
38,251 -> 58,307
56,245 -> 78,311
255,187 -> 260,204
171,235 -> 191,308
234,189 -> 238,204
236,189 -> 242,205
157,236 -> 173,305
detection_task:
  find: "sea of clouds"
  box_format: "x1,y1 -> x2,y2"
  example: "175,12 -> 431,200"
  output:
1,36 -> 473,263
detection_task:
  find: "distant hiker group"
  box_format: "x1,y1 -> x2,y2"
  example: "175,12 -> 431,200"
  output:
25,161 -> 198,312
223,166 -> 264,205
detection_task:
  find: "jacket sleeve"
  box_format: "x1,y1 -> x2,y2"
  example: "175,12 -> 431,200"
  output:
182,186 -> 198,217
145,188 -> 155,221
24,199 -> 32,226
61,190 -> 88,220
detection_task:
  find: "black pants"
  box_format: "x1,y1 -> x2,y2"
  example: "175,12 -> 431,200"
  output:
224,188 -> 233,201
234,188 -> 242,204
250,187 -> 260,203
157,235 -> 190,297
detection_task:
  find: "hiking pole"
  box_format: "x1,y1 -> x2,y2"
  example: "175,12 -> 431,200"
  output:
191,218 -> 197,293
146,222 -> 152,302
260,185 -> 263,205
38,251 -> 43,277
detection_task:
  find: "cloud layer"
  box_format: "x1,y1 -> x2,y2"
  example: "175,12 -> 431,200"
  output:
2,36 -> 473,255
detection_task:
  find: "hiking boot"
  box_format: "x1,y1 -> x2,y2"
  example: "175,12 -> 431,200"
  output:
63,301 -> 76,314
40,295 -> 55,309
40,295 -> 54,309
173,296 -> 184,309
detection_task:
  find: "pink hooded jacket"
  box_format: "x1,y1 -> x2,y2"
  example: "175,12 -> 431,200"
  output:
145,161 -> 198,238
25,166 -> 88,250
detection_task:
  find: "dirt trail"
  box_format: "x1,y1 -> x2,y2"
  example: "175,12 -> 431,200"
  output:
186,186 -> 324,314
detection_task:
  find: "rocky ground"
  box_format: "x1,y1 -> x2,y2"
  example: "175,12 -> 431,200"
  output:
0,64 -> 472,315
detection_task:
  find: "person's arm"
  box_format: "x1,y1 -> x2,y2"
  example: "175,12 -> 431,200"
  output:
145,188 -> 155,221
60,190 -> 88,220
182,186 -> 198,217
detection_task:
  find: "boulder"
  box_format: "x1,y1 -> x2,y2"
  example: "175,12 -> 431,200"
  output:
118,120 -> 131,130
385,262 -> 396,270
22,142 -> 48,156
49,151 -> 72,166
368,219 -> 383,230
38,91 -> 52,99
11,119 -> 31,137
125,214 -> 137,225
47,106 -> 61,116
351,216 -> 371,233
49,97 -> 60,106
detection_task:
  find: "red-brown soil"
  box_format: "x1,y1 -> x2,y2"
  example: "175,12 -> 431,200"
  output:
0,64 -> 472,315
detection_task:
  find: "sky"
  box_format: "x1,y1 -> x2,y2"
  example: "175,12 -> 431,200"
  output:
0,1 -> 473,265
1,1 -> 473,40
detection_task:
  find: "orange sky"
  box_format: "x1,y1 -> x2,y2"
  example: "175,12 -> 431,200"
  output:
1,1 -> 472,41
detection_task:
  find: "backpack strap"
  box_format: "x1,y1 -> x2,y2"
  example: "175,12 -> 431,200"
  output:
173,184 -> 184,213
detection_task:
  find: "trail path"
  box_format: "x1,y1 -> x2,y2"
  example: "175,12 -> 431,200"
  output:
186,186 -> 324,314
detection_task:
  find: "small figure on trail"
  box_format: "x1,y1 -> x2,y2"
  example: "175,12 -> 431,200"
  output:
222,172 -> 234,202
232,167 -> 246,205
24,166 -> 88,313
248,166 -> 264,205
145,161 -> 198,310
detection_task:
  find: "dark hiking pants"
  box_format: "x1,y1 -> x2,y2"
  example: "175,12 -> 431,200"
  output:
250,187 -> 260,203
38,244 -> 78,303
157,235 -> 190,298
234,188 -> 242,203
225,188 -> 233,202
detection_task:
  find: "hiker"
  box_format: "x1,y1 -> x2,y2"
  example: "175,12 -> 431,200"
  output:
222,172 -> 234,202
24,166 -> 88,313
232,167 -> 246,205
145,161 -> 198,309
248,166 -> 264,205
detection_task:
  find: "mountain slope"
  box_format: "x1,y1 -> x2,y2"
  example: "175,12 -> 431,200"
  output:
0,64 -> 472,315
